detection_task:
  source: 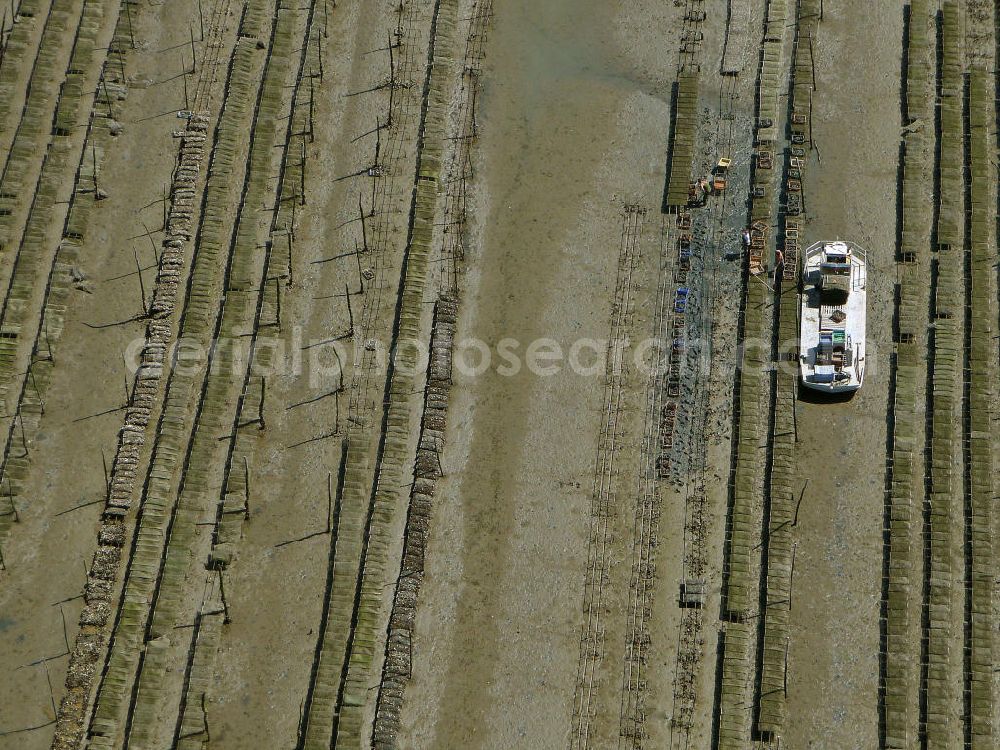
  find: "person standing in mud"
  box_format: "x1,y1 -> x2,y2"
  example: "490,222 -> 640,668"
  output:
697,177 -> 711,206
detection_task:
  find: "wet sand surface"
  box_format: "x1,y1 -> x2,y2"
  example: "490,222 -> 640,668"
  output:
785,3 -> 902,747
401,1 -> 676,746
0,1 -> 993,748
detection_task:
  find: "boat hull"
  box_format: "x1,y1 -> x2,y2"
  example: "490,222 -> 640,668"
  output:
798,240 -> 867,394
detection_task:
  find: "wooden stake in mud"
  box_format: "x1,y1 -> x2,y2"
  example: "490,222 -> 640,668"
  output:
470,84 -> 479,137
388,30 -> 396,87
0,542 -> 5,571
792,480 -> 809,526
356,241 -> 365,290
117,50 -> 127,85
141,219 -> 160,264
17,414 -> 27,457
243,456 -> 251,519
219,569 -> 231,624
42,321 -> 53,363
358,194 -> 368,251
102,447 -> 110,493
124,0 -> 135,48
60,605 -> 70,653
273,277 -> 282,332
7,480 -> 17,522
258,376 -> 266,429
92,143 -> 99,196
182,55 -> 190,110
386,63 -> 395,128
190,25 -> 197,73
791,374 -> 798,441
345,283 -> 354,335
201,693 -> 211,742
198,0 -> 205,40
102,77 -> 115,120
299,140 -> 306,205
28,365 -> 43,416
162,184 -> 168,233
808,34 -> 817,92
133,246 -> 147,314
42,660 -> 57,716
122,353 -> 130,405
789,542 -> 797,610
308,75 -> 315,143
326,471 -> 333,532
0,11 -> 6,73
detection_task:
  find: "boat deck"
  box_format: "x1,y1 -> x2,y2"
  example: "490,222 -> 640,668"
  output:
799,241 -> 867,392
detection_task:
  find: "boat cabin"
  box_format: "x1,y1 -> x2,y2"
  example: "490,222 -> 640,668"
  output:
817,243 -> 852,303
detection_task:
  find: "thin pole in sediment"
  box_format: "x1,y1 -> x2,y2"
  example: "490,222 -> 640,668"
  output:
60,605 -> 70,653
792,480 -> 809,526
17,414 -> 27,457
354,243 -> 364,294
326,471 -> 333,532
182,55 -> 189,110
102,77 -> 114,120
300,140 -> 306,205
345,283 -> 354,334
358,194 -> 368,252
43,320 -> 53,363
7,480 -> 18,522
219,569 -> 231,624
190,25 -> 197,73
141,219 -> 160,264
308,75 -> 315,142
122,352 -> 130,405
42,660 -> 57,716
388,30 -> 395,86
133,246 -> 147,315
243,456 -> 251,519
258,375 -> 267,429
274,277 -> 282,332
808,35 -> 817,92
102,447 -> 110,493
28,366 -> 43,416
125,0 -> 135,48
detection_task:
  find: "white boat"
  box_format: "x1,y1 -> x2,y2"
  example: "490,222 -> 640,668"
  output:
799,240 -> 867,393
